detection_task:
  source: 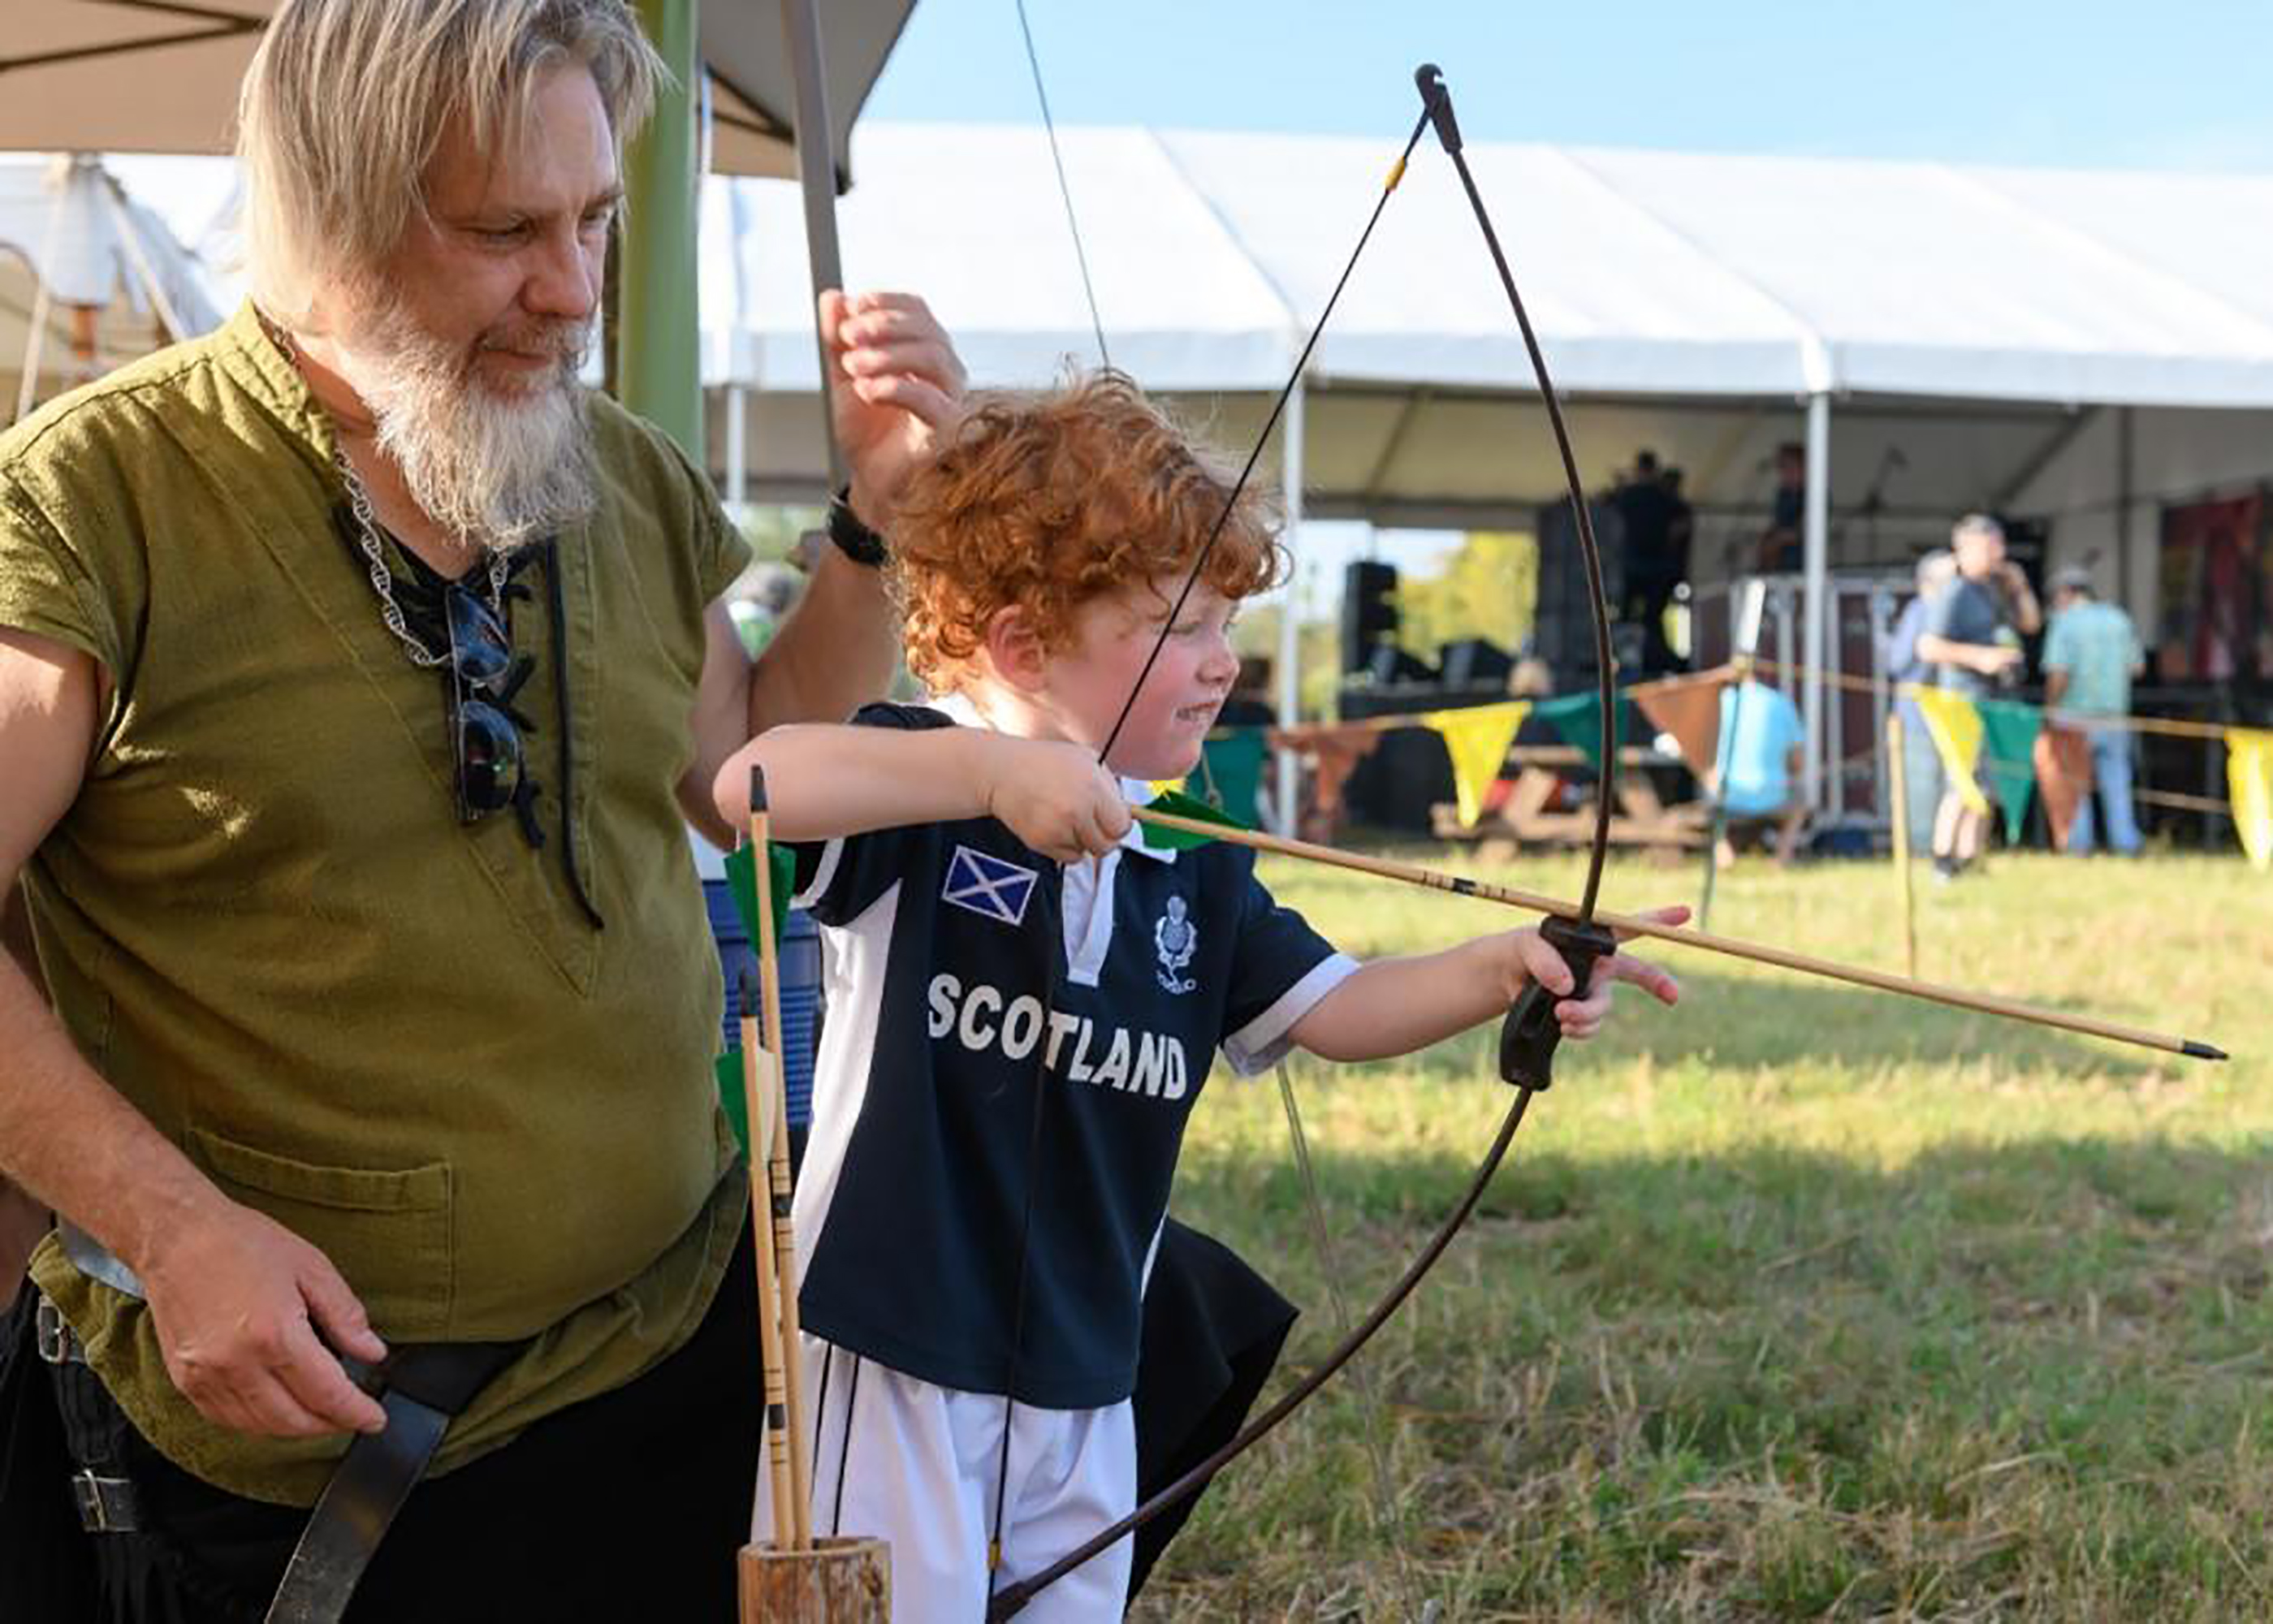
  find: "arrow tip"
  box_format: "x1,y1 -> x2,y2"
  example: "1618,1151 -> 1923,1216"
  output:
2183,1039 -> 2228,1062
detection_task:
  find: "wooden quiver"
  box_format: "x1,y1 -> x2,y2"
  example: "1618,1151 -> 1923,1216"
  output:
738,1535 -> 890,1622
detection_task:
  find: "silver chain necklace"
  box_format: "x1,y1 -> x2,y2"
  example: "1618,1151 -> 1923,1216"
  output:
260,311 -> 506,669
332,448 -> 508,670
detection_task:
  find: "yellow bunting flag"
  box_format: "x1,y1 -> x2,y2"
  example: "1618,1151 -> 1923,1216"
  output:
2228,728 -> 2273,872
1909,687 -> 1990,817
1423,701 -> 1529,829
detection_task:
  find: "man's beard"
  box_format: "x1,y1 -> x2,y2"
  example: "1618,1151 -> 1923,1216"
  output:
350,300 -> 598,555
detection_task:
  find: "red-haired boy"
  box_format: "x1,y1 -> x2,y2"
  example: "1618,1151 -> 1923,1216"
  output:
714,374 -> 1681,1620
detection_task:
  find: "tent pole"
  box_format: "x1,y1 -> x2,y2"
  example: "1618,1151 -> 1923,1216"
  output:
1801,390 -> 1830,818
1275,372 -> 1306,839
95,167 -> 188,342
2115,404 -> 2134,612
724,383 -> 748,518
621,0 -> 702,459
14,159 -> 76,424
778,0 -> 847,493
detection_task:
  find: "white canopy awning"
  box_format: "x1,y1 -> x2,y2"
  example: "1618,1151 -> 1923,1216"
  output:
2,1 -> 917,184
702,123 -> 2273,517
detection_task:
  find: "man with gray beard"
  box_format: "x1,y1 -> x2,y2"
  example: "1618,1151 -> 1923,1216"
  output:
0,2 -> 962,1617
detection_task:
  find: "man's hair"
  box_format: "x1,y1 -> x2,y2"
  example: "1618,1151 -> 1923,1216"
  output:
1913,547 -> 1956,590
237,0 -> 664,323
889,373 -> 1282,693
1951,512 -> 2006,546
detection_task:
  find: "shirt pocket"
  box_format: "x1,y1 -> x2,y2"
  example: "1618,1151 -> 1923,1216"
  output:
185,1127 -> 453,1340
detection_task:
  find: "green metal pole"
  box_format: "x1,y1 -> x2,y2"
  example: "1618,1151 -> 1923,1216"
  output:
620,0 -> 702,458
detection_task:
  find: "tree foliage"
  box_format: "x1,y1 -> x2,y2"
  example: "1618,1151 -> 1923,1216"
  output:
1396,529 -> 1539,663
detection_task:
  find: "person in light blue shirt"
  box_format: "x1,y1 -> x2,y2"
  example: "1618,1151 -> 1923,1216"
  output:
1713,674 -> 1808,866
2042,564 -> 2146,855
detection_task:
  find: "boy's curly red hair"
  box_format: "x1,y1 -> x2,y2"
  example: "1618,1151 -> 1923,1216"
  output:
887,372 -> 1283,692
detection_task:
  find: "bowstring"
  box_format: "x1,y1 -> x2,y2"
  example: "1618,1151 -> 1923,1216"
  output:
1015,0 -> 1112,372
992,70 -> 1617,1619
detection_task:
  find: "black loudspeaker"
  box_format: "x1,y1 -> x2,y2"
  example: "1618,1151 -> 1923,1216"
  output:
1439,637 -> 1512,689
1534,498 -> 1626,690
1341,560 -> 1399,674
1363,642 -> 1437,685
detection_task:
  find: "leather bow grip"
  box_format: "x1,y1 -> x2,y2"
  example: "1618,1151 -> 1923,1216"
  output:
1497,914 -> 1618,1091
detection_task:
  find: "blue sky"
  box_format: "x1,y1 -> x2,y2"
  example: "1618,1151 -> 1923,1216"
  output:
865,1 -> 2273,173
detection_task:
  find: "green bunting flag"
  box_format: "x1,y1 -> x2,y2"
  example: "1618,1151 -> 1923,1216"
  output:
1138,785 -> 1254,850
1534,690 -> 1624,777
1975,699 -> 2043,844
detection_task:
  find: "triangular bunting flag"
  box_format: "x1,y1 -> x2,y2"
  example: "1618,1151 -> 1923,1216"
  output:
1635,672 -> 1728,778
1534,690 -> 1624,777
2228,727 -> 2273,872
1422,701 -> 1528,828
1909,687 -> 1990,817
1976,699 -> 2043,844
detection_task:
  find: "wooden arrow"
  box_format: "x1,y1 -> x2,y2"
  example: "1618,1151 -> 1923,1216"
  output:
1130,806 -> 2226,1062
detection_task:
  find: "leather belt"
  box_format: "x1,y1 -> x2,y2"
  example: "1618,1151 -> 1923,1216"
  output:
45,1224 -> 525,1621
264,1340 -> 523,1624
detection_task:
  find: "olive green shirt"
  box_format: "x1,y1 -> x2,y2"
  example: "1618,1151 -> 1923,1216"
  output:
1,304 -> 752,1505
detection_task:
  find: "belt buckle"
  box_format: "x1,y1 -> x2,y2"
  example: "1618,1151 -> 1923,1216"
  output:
34,1296 -> 83,1366
70,1469 -> 140,1534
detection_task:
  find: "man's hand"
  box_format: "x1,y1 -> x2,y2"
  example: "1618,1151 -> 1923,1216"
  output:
140,1199 -> 389,1438
821,290 -> 966,528
979,736 -> 1130,864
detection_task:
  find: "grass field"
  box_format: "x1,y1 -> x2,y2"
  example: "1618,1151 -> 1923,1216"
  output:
1132,849 -> 2273,1621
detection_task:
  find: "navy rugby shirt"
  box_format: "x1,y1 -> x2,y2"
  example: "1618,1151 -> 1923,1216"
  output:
787,702 -> 1355,1408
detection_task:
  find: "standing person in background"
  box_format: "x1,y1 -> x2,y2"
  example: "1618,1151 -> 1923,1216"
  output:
1757,442 -> 1807,573
1614,449 -> 1687,673
1885,549 -> 1957,856
2042,564 -> 2146,855
1916,514 -> 2042,878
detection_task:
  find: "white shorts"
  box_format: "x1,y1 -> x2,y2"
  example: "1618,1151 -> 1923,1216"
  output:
754,1335 -> 1137,1624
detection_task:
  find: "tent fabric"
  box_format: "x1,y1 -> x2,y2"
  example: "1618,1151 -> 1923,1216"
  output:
2,1 -> 914,184
705,123 -> 2273,411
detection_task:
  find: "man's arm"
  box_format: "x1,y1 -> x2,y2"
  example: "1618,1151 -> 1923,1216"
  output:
679,292 -> 966,848
1915,633 -> 2018,677
678,557 -> 901,849
1,881 -> 50,1308
2044,669 -> 2071,708
2002,563 -> 2043,635
0,628 -> 384,1436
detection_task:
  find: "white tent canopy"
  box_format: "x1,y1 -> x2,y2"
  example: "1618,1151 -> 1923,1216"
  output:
2,153 -> 224,421
703,123 -> 2273,476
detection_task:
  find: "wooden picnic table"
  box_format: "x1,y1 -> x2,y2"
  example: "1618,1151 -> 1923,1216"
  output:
1433,743 -> 1708,853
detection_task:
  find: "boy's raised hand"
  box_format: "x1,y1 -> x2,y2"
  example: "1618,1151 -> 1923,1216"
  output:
981,736 -> 1132,863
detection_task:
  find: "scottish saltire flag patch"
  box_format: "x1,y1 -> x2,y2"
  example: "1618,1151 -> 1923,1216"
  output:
942,844 -> 1038,926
